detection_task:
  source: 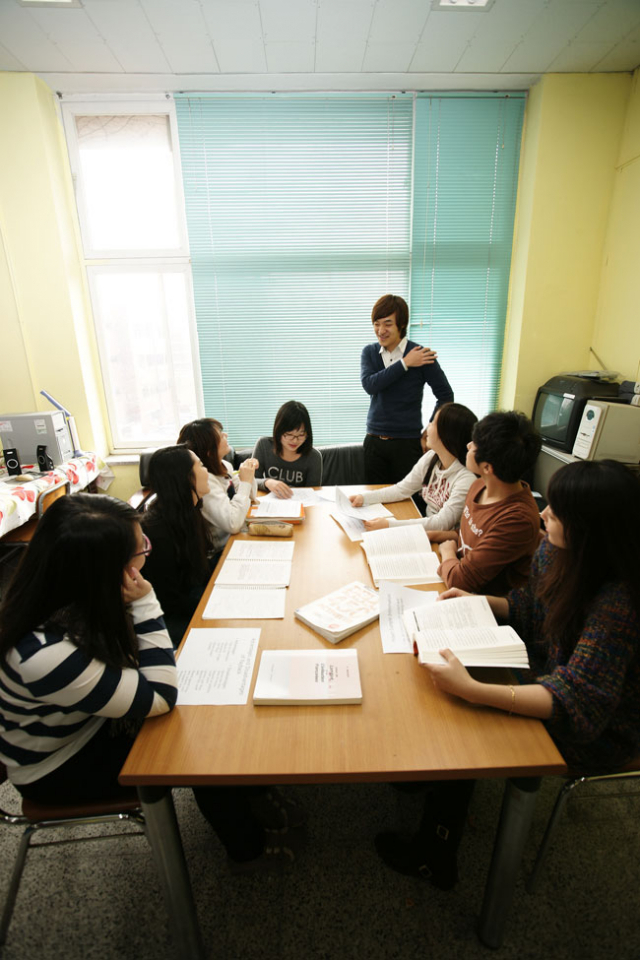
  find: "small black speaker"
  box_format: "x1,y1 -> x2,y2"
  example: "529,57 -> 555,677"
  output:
37,444 -> 54,472
4,447 -> 21,476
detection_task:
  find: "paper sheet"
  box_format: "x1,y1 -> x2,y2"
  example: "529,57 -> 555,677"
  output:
335,487 -> 392,521
261,487 -> 322,506
215,558 -> 292,587
202,586 -> 287,620
177,628 -> 260,704
379,581 -> 438,654
227,539 -> 295,561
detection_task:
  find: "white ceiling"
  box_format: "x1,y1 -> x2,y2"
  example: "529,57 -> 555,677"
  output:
1,0 -> 639,94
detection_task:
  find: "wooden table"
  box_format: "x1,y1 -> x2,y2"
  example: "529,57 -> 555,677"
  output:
120,491 -> 566,956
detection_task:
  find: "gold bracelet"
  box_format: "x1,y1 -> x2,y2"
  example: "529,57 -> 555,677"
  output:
508,685 -> 516,716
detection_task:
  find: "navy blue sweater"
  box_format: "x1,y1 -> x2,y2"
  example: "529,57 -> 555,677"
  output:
360,340 -> 454,438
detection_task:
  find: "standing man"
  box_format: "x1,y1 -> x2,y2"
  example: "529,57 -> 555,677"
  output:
361,294 -> 454,483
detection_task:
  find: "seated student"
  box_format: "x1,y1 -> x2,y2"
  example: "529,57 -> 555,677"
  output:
177,417 -> 258,555
0,494 -> 300,871
432,410 -> 542,596
348,402 -> 477,532
141,445 -> 217,646
253,400 -> 322,499
376,459 -> 640,888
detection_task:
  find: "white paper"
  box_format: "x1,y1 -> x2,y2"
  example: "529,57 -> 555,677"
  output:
330,510 -> 366,542
227,539 -> 295,561
261,487 -> 321,506
379,581 -> 438,654
202,586 -> 287,620
335,487 -> 392,521
316,486 -> 337,501
177,628 -> 259,704
368,551 -> 441,585
249,499 -> 304,518
216,559 -> 292,587
362,524 -> 432,558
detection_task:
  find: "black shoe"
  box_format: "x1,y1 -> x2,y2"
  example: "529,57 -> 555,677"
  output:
374,831 -> 458,890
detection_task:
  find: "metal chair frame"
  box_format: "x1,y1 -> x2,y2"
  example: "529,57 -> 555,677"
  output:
527,764 -> 640,893
0,765 -> 146,946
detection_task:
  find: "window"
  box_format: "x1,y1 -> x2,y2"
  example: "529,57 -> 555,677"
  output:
175,93 -> 524,446
62,101 -> 201,450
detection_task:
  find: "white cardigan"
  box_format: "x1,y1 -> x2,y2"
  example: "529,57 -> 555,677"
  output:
362,450 -> 476,531
201,460 -> 257,553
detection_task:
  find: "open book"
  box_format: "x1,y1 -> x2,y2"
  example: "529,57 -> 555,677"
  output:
361,525 -> 441,587
294,580 -> 379,643
403,595 -> 530,668
253,649 -> 363,705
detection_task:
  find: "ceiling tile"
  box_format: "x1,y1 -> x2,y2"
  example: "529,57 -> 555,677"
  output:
456,0 -> 546,73
260,0 -> 317,44
139,0 -> 219,73
215,39 -> 268,73
362,41 -> 416,72
410,12 -> 478,72
82,0 -> 171,72
0,5 -> 74,71
0,40 -> 26,72
27,8 -> 123,71
316,0 -> 374,43
574,0 -> 640,44
265,40 -> 316,72
592,31 -> 640,71
368,0 -> 431,43
201,1 -> 263,42
315,40 -> 368,72
501,1 -> 602,73
547,40 -> 615,72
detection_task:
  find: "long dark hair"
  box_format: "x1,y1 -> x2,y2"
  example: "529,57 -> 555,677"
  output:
423,402 -> 477,487
0,494 -> 140,668
143,445 -> 209,581
177,418 -> 225,477
273,401 -> 313,456
538,459 -> 640,649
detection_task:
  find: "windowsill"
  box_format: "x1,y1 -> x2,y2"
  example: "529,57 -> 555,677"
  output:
105,453 -> 141,466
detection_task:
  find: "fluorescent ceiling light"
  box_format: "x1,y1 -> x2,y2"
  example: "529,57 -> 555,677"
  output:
17,0 -> 83,7
432,0 -> 495,10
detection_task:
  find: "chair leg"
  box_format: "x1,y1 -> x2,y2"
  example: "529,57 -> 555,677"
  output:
0,824 -> 36,945
527,776 -> 586,893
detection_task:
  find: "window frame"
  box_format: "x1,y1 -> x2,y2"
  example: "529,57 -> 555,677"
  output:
61,96 -> 204,452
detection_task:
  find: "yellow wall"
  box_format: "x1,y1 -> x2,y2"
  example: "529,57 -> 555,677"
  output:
592,69 -> 640,383
500,73 -> 632,416
0,73 -> 139,500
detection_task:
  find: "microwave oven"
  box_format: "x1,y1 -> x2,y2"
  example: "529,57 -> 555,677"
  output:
572,400 -> 640,463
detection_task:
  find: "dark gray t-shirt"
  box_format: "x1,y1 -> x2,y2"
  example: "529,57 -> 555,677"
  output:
252,436 -> 323,488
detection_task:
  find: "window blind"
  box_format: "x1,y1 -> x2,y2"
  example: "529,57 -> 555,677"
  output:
175,92 -> 525,447
175,94 -> 413,446
411,94 -> 525,417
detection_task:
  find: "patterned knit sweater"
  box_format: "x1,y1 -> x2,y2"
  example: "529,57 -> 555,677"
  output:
508,538 -> 640,772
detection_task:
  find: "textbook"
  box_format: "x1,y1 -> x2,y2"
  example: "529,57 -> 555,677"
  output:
253,649 -> 363,705
361,525 -> 441,587
402,595 -> 530,668
294,580 -> 379,643
248,500 -> 305,523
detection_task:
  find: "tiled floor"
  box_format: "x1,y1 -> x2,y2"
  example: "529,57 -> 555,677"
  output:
1,775 -> 639,960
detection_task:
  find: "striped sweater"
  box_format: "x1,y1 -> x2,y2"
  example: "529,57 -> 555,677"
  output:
508,538 -> 640,772
0,590 -> 177,785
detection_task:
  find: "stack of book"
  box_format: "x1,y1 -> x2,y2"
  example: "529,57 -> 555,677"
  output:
294,580 -> 379,643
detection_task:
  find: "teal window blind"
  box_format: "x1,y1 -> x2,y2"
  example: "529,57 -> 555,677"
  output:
175,92 -> 524,447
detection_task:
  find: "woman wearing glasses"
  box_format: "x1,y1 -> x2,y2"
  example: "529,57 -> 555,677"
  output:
141,445 -> 216,646
0,493 -> 302,870
0,493 -> 176,804
252,400 -> 322,499
178,417 -> 258,554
